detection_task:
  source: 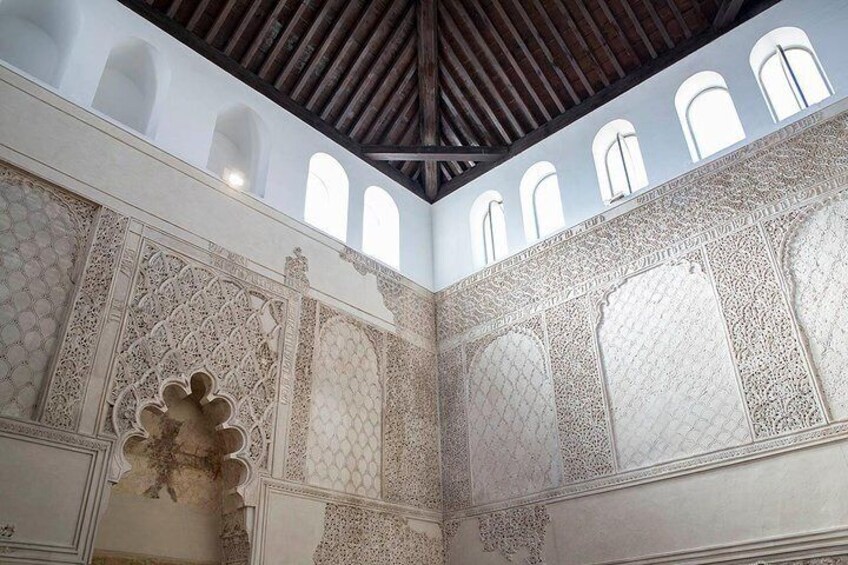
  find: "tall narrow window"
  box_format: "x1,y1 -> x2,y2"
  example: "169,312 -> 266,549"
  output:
520,162 -> 565,241
207,105 -> 267,197
675,71 -> 746,161
471,191 -> 508,267
751,28 -> 832,122
362,186 -> 400,268
304,153 -> 349,242
92,39 -> 165,136
592,120 -> 649,204
0,0 -> 80,87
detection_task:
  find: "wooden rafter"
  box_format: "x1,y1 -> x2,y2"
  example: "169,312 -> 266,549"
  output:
419,0 -> 439,200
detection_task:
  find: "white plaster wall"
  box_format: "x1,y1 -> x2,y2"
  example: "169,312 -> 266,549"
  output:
447,439 -> 848,565
0,0 -> 434,288
432,0 -> 848,288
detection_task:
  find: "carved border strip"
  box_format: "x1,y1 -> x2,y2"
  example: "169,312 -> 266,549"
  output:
40,209 -> 130,431
705,225 -> 825,438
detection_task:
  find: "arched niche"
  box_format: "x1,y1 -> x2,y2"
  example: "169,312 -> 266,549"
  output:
362,185 -> 400,268
207,104 -> 269,197
96,374 -> 251,563
92,38 -> 167,136
0,0 -> 81,87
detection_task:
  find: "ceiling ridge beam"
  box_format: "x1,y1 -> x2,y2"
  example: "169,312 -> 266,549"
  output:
363,146 -> 507,161
419,0 -> 440,200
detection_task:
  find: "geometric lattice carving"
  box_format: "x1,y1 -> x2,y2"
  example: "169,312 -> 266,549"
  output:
598,260 -> 751,470
785,195 -> 848,421
304,315 -> 382,498
478,504 -> 550,565
41,209 -> 128,430
438,347 -> 472,511
108,243 -> 288,472
0,169 -> 96,418
384,334 -> 441,510
467,324 -> 561,504
314,504 -> 442,565
546,297 -> 615,483
708,226 -> 824,435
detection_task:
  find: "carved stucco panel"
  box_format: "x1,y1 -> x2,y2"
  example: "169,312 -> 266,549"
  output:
304,314 -> 383,498
478,504 -> 550,565
438,346 -> 472,512
466,320 -> 561,504
707,226 -> 825,436
0,166 -> 97,418
41,209 -> 129,430
545,296 -> 615,482
107,243 -> 289,474
384,333 -> 442,510
313,503 -> 442,565
598,259 -> 751,470
783,194 -> 848,421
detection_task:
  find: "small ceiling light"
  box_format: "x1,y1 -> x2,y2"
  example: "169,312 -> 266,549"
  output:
223,168 -> 246,189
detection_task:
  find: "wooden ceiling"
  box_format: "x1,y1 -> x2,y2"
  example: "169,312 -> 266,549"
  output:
121,0 -> 780,201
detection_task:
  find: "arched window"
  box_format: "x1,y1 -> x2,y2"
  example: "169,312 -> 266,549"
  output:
0,0 -> 80,87
675,71 -> 746,161
592,120 -> 649,204
304,153 -> 349,241
207,105 -> 268,197
92,39 -> 165,136
362,186 -> 400,268
520,162 -> 565,241
750,28 -> 832,122
470,191 -> 508,267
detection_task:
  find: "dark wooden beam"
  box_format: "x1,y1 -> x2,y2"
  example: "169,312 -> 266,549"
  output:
187,0 -> 212,32
619,0 -> 658,59
572,0 -> 626,79
273,0 -> 339,89
363,146 -> 507,161
238,0 -> 289,64
488,0 -> 566,113
114,0 -> 426,200
419,0 -> 439,200
642,0 -> 675,49
467,0 -> 551,121
256,1 -> 312,78
440,5 -> 525,138
205,0 -> 238,44
289,0 -> 365,101
714,0 -> 746,30
529,0 -> 598,93
445,1 -> 539,129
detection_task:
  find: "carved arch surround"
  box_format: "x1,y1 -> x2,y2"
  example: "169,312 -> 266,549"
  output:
782,190 -> 848,420
595,258 -> 752,470
105,242 -> 293,499
465,323 -> 561,505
